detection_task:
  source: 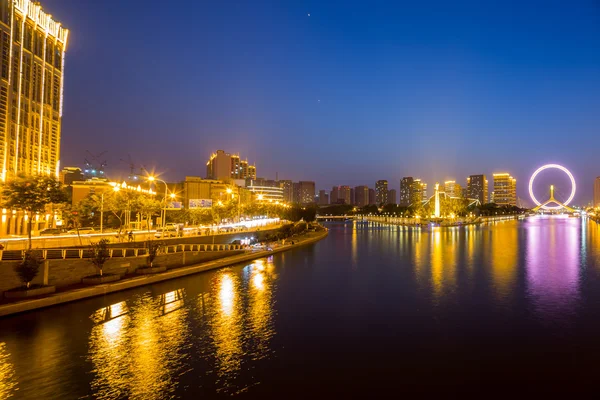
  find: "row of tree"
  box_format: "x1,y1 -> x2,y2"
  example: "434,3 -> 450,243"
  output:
1,174 -> 320,250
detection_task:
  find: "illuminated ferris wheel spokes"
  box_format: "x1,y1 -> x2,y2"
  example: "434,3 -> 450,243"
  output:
528,164 -> 576,212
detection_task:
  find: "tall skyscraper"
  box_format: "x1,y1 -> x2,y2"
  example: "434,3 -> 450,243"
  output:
467,174 -> 488,204
354,185 -> 369,207
318,189 -> 329,205
206,150 -> 256,180
388,189 -> 397,204
493,173 -> 517,206
350,187 -> 355,206
375,180 -> 388,205
594,177 -> 600,208
400,177 -> 414,206
0,1 -> 69,181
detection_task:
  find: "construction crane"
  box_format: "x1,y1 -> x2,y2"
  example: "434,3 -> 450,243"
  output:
120,154 -> 147,182
84,150 -> 107,178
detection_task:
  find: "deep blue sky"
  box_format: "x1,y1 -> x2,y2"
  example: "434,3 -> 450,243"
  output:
47,0 -> 600,204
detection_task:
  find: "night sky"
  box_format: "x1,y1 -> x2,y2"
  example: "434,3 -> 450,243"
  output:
47,0 -> 600,204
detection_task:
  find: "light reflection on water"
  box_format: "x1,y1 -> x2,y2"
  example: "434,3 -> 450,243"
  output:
0,342 -> 17,399
88,290 -> 191,399
1,218 -> 600,397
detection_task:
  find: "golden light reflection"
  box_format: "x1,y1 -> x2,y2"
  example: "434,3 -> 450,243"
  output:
0,342 -> 17,399
88,291 -> 190,399
248,265 -> 276,361
490,223 -> 518,302
429,229 -> 457,300
211,272 -> 243,385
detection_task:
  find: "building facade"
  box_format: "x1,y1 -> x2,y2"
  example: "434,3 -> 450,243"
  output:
206,150 -> 256,180
368,188 -> 376,206
399,177 -> 413,206
354,185 -> 369,207
467,174 -> 488,205
297,181 -> 315,205
411,179 -> 425,205
318,189 -> 329,205
279,179 -> 293,203
492,173 -> 516,206
0,0 -> 68,181
388,189 -> 397,204
375,180 -> 388,205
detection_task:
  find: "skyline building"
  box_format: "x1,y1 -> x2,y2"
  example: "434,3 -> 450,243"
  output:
296,180 -> 315,205
375,180 -> 388,205
411,179 -> 425,205
318,189 -> 329,205
493,173 -> 517,206
0,0 -> 69,181
444,180 -> 460,197
279,179 -> 293,203
354,185 -> 369,207
467,174 -> 488,205
399,177 -> 413,206
594,177 -> 600,208
369,188 -> 376,205
388,189 -> 397,204
206,150 -> 256,180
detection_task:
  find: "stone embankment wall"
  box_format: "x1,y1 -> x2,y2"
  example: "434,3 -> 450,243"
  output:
0,245 -> 244,297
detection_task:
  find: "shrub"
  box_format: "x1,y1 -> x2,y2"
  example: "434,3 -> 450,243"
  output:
89,238 -> 111,276
15,250 -> 43,288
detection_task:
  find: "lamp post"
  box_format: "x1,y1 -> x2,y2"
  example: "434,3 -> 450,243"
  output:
147,176 -> 168,228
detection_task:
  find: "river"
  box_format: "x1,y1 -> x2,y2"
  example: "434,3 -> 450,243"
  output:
1,216 -> 600,397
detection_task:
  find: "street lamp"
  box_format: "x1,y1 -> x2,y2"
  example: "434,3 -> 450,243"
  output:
147,175 -> 169,228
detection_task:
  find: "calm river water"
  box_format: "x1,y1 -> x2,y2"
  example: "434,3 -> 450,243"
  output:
2,216 -> 600,397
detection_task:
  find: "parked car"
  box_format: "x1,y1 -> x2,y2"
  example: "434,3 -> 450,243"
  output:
154,225 -> 180,238
67,227 -> 96,234
39,228 -> 67,236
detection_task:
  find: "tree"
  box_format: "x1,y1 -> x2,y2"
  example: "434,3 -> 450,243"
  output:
133,195 -> 161,230
15,250 -> 44,289
89,238 -> 111,276
146,240 -> 163,267
1,175 -> 67,249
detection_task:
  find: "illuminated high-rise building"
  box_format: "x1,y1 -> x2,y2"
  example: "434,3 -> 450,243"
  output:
411,179 -> 425,205
467,174 -> 488,204
0,0 -> 69,181
297,181 -> 315,205
399,177 -> 413,206
492,173 -> 516,206
375,180 -> 388,205
206,150 -> 256,180
595,177 -> 600,208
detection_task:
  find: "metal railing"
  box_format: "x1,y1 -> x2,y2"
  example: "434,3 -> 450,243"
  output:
0,244 -> 245,261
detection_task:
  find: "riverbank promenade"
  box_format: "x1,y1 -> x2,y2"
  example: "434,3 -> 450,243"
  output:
0,229 -> 328,318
